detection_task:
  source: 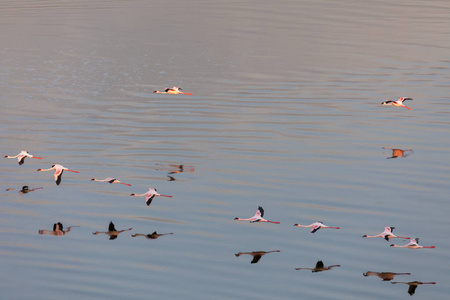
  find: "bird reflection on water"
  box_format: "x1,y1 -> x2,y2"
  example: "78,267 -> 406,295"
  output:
92,221 -> 132,240
38,222 -> 79,236
295,260 -> 341,273
235,250 -> 280,264
6,185 -> 43,194
131,231 -> 174,239
363,271 -> 411,281
382,147 -> 413,159
391,281 -> 436,296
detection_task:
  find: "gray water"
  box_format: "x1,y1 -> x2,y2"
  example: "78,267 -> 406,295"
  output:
1,0 -> 450,299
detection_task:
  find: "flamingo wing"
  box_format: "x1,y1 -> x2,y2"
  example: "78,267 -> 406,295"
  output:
311,224 -> 322,233
146,194 -> 156,206
108,222 -> 116,232
251,255 -> 262,264
55,170 -> 64,186
257,206 -> 264,218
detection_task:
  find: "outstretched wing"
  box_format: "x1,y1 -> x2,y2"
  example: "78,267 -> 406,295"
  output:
146,194 -> 156,206
108,222 -> 116,232
257,206 -> 264,218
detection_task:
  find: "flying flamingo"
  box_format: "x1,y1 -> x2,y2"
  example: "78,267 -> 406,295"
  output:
38,222 -> 79,236
294,221 -> 340,233
363,226 -> 410,241
235,250 -> 280,264
92,221 -> 132,240
37,164 -> 79,186
390,238 -> 435,249
130,188 -> 173,206
295,260 -> 341,272
131,232 -> 174,239
153,87 -> 193,95
91,178 -> 131,186
381,97 -> 413,110
382,147 -> 413,159
363,271 -> 411,281
4,150 -> 42,165
391,281 -> 436,296
234,206 -> 280,224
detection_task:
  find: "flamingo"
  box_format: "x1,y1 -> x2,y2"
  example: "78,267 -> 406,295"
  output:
382,147 -> 413,159
92,221 -> 132,240
39,222 -> 79,236
363,271 -> 411,281
234,206 -> 280,224
295,260 -> 341,272
235,250 -> 280,264
131,232 -> 174,239
391,281 -> 436,296
381,97 -> 413,110
294,221 -> 340,233
37,164 -> 79,186
390,238 -> 435,249
4,150 -> 42,165
130,188 -> 173,206
153,87 -> 193,95
363,226 -> 410,241
91,178 -> 131,186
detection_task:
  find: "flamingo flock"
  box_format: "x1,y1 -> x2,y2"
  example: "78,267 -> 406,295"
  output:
4,95 -> 437,296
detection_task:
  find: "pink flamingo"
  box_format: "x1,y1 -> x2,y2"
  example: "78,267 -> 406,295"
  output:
294,221 -> 340,233
153,87 -> 193,95
4,150 -> 42,165
363,226 -> 410,241
381,97 -> 413,110
91,178 -> 131,186
37,164 -> 79,185
130,188 -> 173,206
390,238 -> 435,249
234,206 -> 280,224
382,147 -> 413,159
92,221 -> 132,240
363,271 -> 411,281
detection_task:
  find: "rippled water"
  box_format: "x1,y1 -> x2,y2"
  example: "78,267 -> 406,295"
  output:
1,0 -> 450,299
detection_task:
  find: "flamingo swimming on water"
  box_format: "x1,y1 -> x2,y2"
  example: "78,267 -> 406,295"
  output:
381,97 -> 413,110
294,221 -> 340,233
4,150 -> 42,165
234,206 -> 280,224
130,188 -> 173,206
153,87 -> 193,95
390,238 -> 435,249
37,164 -> 79,186
91,178 -> 131,186
363,227 -> 410,241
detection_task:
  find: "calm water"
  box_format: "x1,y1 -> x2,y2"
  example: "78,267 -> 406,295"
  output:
1,0 -> 450,299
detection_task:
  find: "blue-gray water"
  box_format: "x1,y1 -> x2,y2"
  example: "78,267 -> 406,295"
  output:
1,0 -> 450,299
